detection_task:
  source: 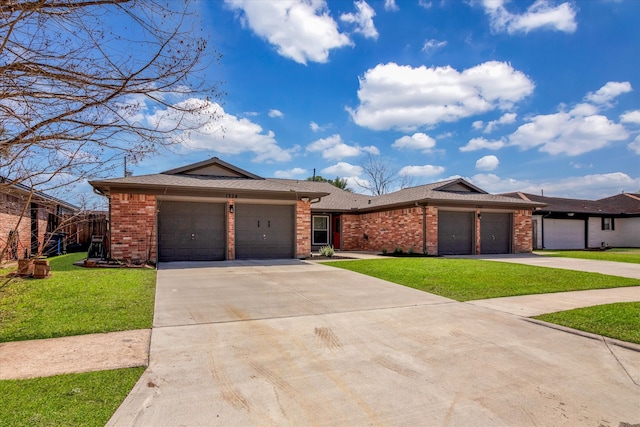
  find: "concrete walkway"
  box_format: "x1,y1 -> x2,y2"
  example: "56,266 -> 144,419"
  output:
106,260 -> 640,426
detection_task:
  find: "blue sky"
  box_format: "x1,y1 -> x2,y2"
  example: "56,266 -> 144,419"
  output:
130,0 -> 640,200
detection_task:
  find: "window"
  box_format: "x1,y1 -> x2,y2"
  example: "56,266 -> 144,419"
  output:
312,215 -> 329,245
601,217 -> 615,231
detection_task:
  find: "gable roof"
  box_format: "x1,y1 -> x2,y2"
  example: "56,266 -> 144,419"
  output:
89,158 -> 543,210
1,177 -> 79,211
502,192 -> 640,215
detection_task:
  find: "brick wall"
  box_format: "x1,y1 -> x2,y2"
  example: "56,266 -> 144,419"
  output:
424,206 -> 438,255
358,207 -> 424,253
0,194 -> 32,260
296,200 -> 311,258
341,214 -> 363,250
513,209 -> 533,253
109,193 -> 157,263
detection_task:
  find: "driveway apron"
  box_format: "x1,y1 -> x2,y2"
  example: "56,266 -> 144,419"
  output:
107,260 -> 640,426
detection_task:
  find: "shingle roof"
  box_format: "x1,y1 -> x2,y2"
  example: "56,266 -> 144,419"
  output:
501,192 -> 640,215
89,158 -> 543,211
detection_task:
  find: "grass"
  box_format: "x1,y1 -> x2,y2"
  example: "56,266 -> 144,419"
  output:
535,302 -> 640,345
0,367 -> 145,427
536,248 -> 640,264
0,253 -> 156,342
324,257 -> 639,301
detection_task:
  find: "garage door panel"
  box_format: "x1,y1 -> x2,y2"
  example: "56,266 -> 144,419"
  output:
480,213 -> 511,254
235,204 -> 294,259
158,201 -> 226,262
544,219 -> 584,250
438,211 -> 474,255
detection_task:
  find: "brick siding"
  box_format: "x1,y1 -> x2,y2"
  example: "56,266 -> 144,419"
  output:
296,200 -> 311,258
109,193 -> 157,263
513,209 -> 533,253
342,207 -> 424,253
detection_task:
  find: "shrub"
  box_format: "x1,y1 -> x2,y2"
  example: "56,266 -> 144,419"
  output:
393,247 -> 404,254
381,247 -> 388,254
319,245 -> 335,257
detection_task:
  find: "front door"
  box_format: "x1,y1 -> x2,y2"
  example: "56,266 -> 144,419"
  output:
332,215 -> 341,249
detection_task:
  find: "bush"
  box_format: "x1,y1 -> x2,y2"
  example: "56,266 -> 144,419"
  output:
381,247 -> 388,255
393,247 -> 404,254
319,245 -> 335,257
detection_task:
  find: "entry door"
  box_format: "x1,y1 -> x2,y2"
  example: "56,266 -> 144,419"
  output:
438,211 -> 474,255
235,204 -> 294,259
332,215 -> 341,249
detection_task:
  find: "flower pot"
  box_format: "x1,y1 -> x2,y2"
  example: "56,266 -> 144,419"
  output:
17,259 -> 35,277
33,259 -> 51,279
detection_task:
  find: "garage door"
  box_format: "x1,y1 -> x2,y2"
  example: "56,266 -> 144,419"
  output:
235,204 -> 294,259
157,201 -> 226,262
438,211 -> 474,255
480,213 -> 511,254
543,218 -> 585,249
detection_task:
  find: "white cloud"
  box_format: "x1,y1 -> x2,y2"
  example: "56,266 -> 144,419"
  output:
422,39 -> 447,53
225,0 -> 351,64
418,0 -> 432,10
392,133 -> 437,153
274,167 -> 307,178
621,110 -> 640,125
321,161 -> 363,177
508,105 -> 628,156
459,137 -> 506,152
340,1 -> 378,40
150,99 -> 292,163
585,81 -> 632,105
384,0 -> 399,11
469,172 -> 640,200
347,61 -> 534,131
268,109 -> 284,118
472,120 -> 484,130
475,155 -> 500,171
629,135 -> 640,155
483,112 -> 517,133
482,0 -> 577,34
399,164 -> 445,177
306,134 -> 378,160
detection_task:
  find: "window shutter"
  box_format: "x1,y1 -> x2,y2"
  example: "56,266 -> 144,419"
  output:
601,217 -> 605,230
611,217 -> 615,231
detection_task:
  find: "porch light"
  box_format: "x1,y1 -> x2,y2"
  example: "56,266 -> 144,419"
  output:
229,204 -> 234,214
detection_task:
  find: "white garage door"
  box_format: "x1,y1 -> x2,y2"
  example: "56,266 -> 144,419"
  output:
543,219 -> 585,250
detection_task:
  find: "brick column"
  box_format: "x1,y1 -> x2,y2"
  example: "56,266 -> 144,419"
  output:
227,200 -> 235,260
295,200 -> 311,258
475,209 -> 481,255
424,206 -> 438,255
513,209 -> 533,253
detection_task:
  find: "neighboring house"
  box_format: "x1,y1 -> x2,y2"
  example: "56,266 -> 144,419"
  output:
0,178 -> 106,261
89,158 -> 543,263
502,192 -> 640,250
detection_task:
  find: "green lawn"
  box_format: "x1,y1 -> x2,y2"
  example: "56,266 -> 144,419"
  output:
536,248 -> 640,264
0,253 -> 156,426
324,257 -> 639,301
0,367 -> 144,427
0,253 -> 156,342
535,302 -> 640,345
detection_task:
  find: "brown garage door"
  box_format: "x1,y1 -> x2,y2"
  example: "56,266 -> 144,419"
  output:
157,201 -> 226,262
480,213 -> 512,254
235,204 -> 294,259
438,211 -> 474,255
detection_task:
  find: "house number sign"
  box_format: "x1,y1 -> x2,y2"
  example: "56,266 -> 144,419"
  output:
226,194 -> 238,199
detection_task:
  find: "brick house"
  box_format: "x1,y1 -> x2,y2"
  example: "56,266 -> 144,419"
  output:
89,158 -> 543,263
0,179 -> 80,261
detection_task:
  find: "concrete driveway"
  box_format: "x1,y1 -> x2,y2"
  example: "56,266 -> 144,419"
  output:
108,260 -> 640,426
